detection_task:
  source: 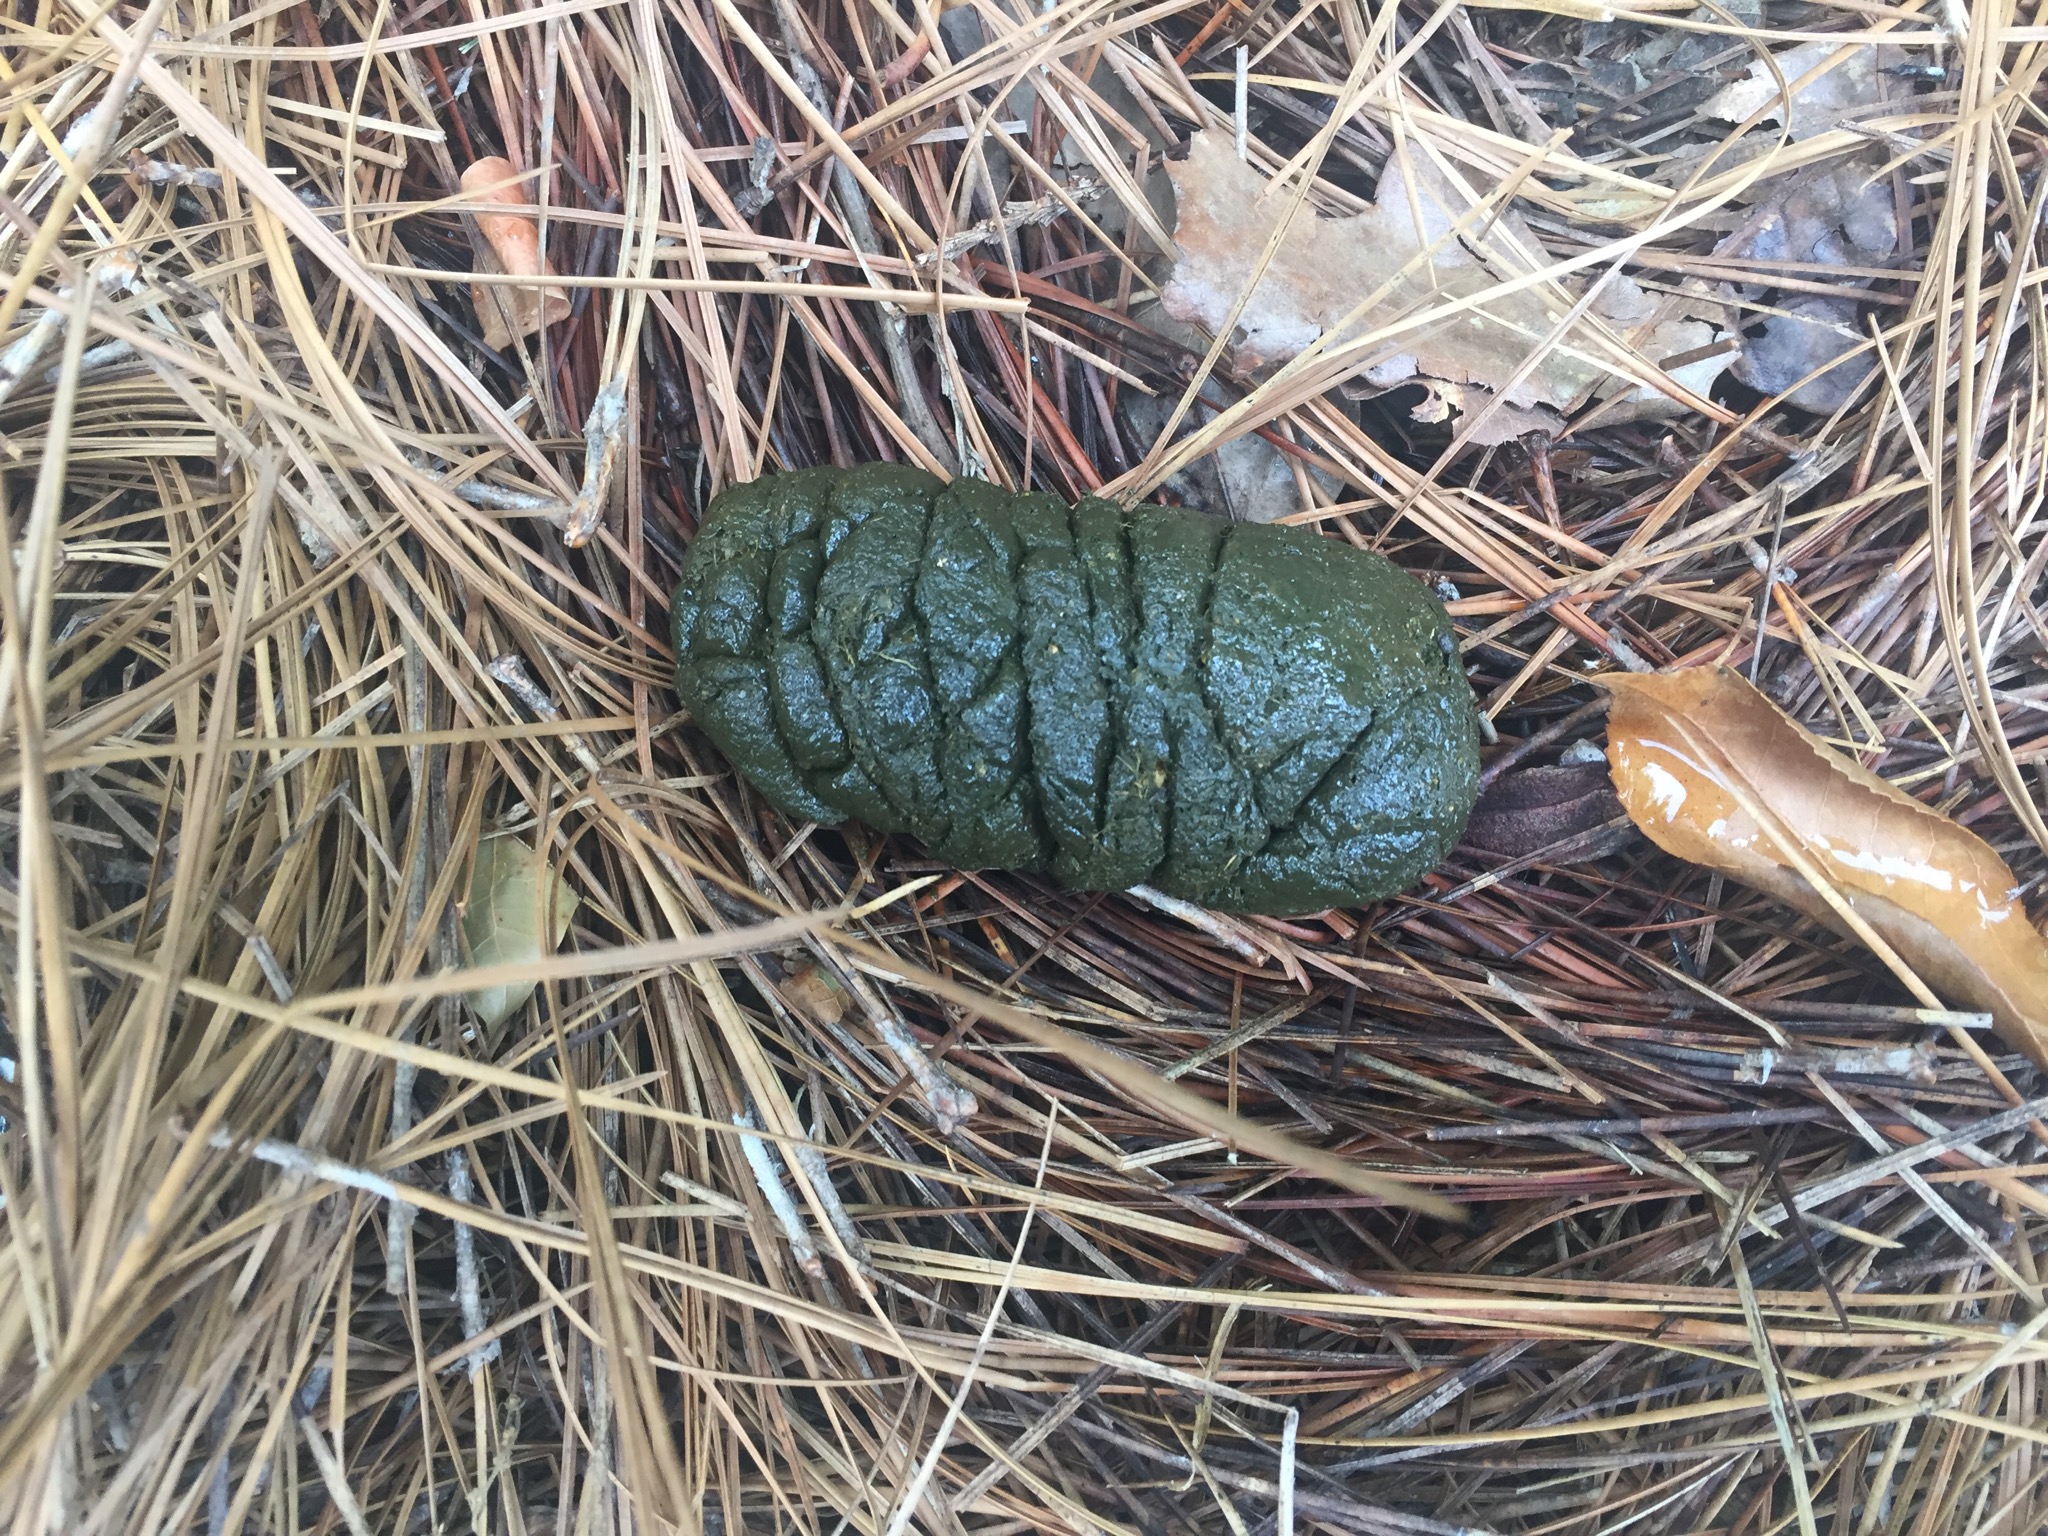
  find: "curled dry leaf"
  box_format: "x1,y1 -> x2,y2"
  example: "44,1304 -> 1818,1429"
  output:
779,961 -> 848,1027
1603,667 -> 2048,1069
459,156 -> 571,350
1160,131 -> 1721,441
462,834 -> 581,1034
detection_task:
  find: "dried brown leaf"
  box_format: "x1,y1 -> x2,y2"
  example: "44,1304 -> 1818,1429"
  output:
1160,131 -> 1715,437
1718,163 -> 1898,269
1603,667 -> 2048,1069
1162,133 -> 1576,422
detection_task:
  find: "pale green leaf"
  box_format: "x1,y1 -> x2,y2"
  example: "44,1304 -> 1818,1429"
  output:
462,835 -> 580,1033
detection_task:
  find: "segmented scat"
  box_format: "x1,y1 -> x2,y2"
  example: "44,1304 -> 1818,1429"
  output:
671,465 -> 1480,914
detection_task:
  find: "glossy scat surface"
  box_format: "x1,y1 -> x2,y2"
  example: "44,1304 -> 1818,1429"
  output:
671,466 -> 1481,913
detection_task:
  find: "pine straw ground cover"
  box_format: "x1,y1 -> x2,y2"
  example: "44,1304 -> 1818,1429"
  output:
2,0 -> 2047,1529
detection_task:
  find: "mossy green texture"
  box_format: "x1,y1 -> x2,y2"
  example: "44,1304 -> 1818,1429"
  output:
671,466 -> 1480,913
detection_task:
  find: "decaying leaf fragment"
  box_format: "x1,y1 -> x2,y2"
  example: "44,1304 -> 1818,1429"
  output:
1466,762 -> 1631,862
1692,44 -> 1906,412
1160,131 -> 1720,440
1710,162 -> 1895,413
1603,667 -> 2048,1069
1719,162 -> 1898,271
462,834 -> 581,1033
1731,294 -> 1874,414
1700,40 -> 1901,141
460,156 -> 572,350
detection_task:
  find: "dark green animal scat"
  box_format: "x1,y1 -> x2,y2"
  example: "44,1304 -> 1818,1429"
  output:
1072,496 -> 1160,889
917,480 -> 1038,870
1008,488 -> 1107,886
672,466 -> 1481,914
813,479 -> 951,839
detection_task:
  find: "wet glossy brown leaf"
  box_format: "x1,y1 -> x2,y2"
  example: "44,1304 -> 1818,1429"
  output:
1603,667 -> 2048,1069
